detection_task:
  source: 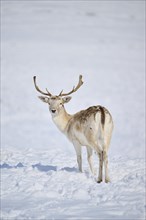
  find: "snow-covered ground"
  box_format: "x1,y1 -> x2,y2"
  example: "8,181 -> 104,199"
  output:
1,147 -> 145,219
1,1 -> 145,219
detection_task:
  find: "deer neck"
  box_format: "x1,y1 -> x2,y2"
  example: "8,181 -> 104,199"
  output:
52,107 -> 71,133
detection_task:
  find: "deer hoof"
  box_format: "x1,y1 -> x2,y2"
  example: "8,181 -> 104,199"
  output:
97,178 -> 102,183
105,178 -> 111,183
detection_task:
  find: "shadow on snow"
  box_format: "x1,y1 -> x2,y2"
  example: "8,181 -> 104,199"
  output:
0,162 -> 77,173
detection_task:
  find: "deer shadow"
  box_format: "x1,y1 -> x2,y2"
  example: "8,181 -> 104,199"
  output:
32,163 -> 77,172
0,162 -> 24,169
32,163 -> 57,172
0,162 -> 77,173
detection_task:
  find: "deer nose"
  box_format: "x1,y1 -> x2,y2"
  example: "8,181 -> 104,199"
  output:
51,109 -> 56,113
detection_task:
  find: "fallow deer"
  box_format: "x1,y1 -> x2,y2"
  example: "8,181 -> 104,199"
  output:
33,75 -> 113,183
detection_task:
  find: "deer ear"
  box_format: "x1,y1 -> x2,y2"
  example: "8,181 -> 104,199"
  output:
38,96 -> 49,103
62,96 -> 72,104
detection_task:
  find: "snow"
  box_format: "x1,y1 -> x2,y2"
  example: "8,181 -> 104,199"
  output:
1,148 -> 145,219
1,0 -> 145,219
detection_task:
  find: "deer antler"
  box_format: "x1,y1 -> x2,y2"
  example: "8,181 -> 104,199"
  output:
33,76 -> 52,96
59,75 -> 83,97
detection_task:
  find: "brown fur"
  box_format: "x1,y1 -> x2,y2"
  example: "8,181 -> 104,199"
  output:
98,106 -> 105,128
73,105 -> 110,128
51,96 -> 60,100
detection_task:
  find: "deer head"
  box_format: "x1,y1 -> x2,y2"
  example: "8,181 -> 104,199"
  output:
33,75 -> 83,117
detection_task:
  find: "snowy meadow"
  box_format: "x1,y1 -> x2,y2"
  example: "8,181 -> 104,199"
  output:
1,1 -> 145,219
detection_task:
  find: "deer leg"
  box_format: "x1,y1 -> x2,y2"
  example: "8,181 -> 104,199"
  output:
73,142 -> 82,172
97,151 -> 103,183
86,146 -> 95,175
103,150 -> 110,183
